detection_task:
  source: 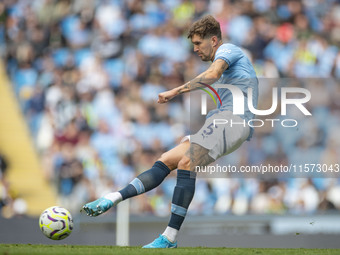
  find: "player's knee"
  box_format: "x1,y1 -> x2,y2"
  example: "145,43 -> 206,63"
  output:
157,152 -> 177,171
178,156 -> 191,171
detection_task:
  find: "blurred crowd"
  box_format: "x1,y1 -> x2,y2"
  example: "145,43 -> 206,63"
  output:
0,0 -> 340,216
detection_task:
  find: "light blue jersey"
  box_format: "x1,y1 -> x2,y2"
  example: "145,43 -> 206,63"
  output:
208,43 -> 259,140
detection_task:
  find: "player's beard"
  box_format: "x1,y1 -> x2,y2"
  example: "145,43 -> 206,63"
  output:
199,54 -> 210,61
199,49 -> 213,62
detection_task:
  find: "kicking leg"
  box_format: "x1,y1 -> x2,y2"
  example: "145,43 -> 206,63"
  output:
82,141 -> 190,216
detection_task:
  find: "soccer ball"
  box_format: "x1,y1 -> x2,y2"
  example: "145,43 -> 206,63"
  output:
39,206 -> 73,240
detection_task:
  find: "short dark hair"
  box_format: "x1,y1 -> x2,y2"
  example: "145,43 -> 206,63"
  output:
187,15 -> 222,40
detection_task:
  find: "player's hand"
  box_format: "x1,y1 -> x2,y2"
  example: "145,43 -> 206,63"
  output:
158,89 -> 178,104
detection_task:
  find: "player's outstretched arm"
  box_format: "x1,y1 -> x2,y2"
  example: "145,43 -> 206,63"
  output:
157,59 -> 228,104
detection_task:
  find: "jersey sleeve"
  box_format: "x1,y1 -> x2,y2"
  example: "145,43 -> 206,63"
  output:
214,44 -> 243,67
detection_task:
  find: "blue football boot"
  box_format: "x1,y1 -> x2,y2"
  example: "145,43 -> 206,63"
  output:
82,197 -> 114,216
143,235 -> 177,248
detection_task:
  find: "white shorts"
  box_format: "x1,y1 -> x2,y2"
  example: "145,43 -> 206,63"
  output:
181,111 -> 250,160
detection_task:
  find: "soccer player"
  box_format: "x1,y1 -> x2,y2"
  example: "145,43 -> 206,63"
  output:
82,15 -> 258,248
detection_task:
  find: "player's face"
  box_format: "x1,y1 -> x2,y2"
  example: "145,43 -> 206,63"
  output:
191,34 -> 214,62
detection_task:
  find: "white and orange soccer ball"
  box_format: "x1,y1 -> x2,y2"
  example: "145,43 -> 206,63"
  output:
39,206 -> 73,240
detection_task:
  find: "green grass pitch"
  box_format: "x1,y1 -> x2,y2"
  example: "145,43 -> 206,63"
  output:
0,244 -> 339,255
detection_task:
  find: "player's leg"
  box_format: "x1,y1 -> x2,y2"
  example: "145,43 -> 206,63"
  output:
82,141 -> 190,216
144,112 -> 251,247
164,143 -> 214,239
143,143 -> 214,248
162,113 -> 250,244
116,141 -> 190,201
